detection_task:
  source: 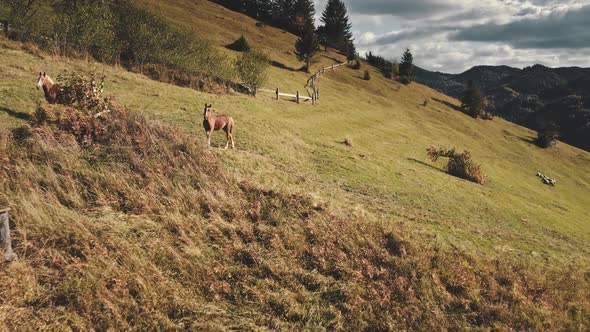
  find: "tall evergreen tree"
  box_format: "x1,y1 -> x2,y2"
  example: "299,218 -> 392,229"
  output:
316,25 -> 328,51
273,0 -> 296,32
295,21 -> 320,72
320,0 -> 353,51
243,0 -> 273,21
399,48 -> 414,84
293,0 -> 315,35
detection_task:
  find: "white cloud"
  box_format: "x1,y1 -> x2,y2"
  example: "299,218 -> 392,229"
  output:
316,0 -> 590,73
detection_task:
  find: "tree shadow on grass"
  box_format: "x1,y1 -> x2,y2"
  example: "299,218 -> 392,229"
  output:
432,98 -> 461,112
407,158 -> 445,173
321,54 -> 342,63
270,60 -> 299,72
0,106 -> 32,121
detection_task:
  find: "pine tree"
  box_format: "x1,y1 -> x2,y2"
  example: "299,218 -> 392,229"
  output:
293,0 -> 315,35
345,41 -> 357,61
460,81 -> 486,118
399,49 -> 414,84
295,21 -> 320,72
316,25 -> 328,51
320,0 -> 353,51
244,0 -> 273,21
273,0 -> 296,32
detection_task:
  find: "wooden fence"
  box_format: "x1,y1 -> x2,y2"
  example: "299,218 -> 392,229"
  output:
257,88 -> 313,104
305,60 -> 352,103
258,60 -> 352,106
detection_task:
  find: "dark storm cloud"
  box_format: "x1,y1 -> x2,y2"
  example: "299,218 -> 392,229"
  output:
451,5 -> 590,49
373,26 -> 456,46
345,0 -> 455,18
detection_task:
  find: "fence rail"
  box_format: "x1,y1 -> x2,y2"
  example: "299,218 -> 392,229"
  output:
258,88 -> 313,104
258,60 -> 352,106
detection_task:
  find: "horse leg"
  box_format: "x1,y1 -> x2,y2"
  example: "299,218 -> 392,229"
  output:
229,124 -> 235,149
206,130 -> 212,147
223,127 -> 230,150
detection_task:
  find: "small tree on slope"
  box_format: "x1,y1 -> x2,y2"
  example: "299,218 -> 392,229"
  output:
536,122 -> 560,148
295,21 -> 320,73
235,51 -> 270,95
399,48 -> 414,84
460,80 -> 490,119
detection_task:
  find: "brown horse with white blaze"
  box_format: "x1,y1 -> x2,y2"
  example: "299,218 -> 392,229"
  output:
36,72 -> 62,104
203,104 -> 235,149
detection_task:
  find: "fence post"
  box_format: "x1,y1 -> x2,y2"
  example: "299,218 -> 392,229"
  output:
276,88 -> 279,101
331,64 -> 334,70
1,210 -> 17,262
316,88 -> 320,101
296,91 -> 300,104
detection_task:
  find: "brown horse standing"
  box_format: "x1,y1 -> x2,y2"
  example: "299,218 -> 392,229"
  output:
36,72 -> 62,104
203,103 -> 235,149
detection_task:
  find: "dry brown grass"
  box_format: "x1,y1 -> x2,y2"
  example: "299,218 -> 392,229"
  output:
0,103 -> 589,330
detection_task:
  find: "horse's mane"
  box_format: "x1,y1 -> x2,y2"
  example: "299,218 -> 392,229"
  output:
44,75 -> 55,85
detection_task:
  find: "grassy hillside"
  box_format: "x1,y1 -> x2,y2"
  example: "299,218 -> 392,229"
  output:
1,0 -> 590,329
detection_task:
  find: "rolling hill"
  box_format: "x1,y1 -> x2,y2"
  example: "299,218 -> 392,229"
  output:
415,64 -> 590,151
1,0 -> 589,330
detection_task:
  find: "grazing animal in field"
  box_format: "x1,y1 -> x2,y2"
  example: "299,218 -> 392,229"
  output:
36,72 -> 62,104
202,103 -> 235,149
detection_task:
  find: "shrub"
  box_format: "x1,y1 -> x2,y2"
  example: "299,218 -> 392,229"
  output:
2,0 -> 47,41
427,146 -> 486,184
12,1 -> 233,82
227,35 -> 251,52
234,51 -> 270,94
55,72 -> 110,113
54,0 -> 118,61
363,70 -> 371,81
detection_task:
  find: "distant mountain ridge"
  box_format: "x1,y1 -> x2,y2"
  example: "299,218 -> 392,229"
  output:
415,64 -> 590,151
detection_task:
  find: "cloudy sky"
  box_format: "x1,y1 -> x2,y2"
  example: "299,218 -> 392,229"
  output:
314,0 -> 590,73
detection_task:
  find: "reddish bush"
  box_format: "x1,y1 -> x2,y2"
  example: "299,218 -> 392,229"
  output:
427,146 -> 486,184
